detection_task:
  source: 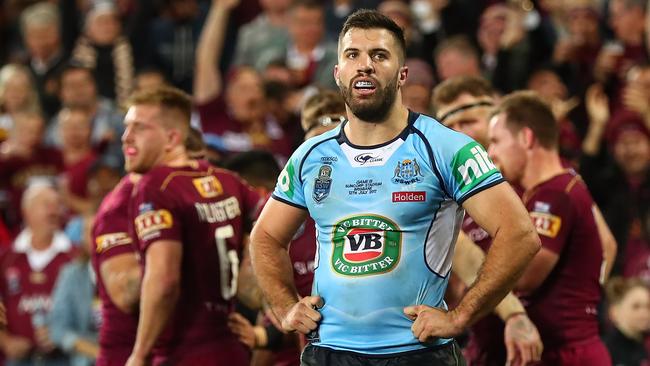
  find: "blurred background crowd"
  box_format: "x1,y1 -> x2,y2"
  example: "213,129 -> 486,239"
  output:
0,0 -> 649,365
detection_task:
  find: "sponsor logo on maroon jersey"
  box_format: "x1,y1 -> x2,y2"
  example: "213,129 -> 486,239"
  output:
6,267 -> 21,294
530,211 -> 562,238
95,232 -> 132,253
192,176 -> 223,198
135,209 -> 173,240
392,191 -> 426,202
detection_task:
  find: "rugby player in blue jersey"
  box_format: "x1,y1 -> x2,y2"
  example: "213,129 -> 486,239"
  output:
251,9 -> 541,366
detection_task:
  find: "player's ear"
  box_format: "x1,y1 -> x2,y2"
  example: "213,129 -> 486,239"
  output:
521,127 -> 535,149
334,65 -> 341,87
398,65 -> 408,87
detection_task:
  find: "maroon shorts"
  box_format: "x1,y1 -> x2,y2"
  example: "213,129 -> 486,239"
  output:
152,338 -> 250,366
538,338 -> 611,366
96,347 -> 131,366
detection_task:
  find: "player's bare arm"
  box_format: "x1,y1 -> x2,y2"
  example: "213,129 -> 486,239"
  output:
100,252 -> 142,313
127,240 -> 182,366
453,231 -> 543,365
592,204 -> 617,284
405,183 -> 540,340
250,199 -> 323,333
237,238 -> 264,310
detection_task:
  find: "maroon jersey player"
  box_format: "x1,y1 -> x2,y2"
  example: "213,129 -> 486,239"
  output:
488,91 -> 617,365
122,87 -> 261,366
91,175 -> 140,366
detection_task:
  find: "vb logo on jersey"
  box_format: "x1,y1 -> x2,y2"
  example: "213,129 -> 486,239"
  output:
451,142 -> 498,194
331,215 -> 401,276
313,165 -> 332,203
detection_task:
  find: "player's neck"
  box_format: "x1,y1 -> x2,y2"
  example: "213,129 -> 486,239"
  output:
521,148 -> 565,191
159,146 -> 191,168
344,104 -> 409,147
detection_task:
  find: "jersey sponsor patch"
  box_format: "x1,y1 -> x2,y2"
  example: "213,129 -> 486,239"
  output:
331,215 -> 401,276
392,158 -> 424,184
135,209 -> 173,240
192,176 -> 223,198
278,159 -> 297,199
530,211 -> 562,238
392,191 -> 426,202
95,232 -> 132,253
451,142 -> 498,195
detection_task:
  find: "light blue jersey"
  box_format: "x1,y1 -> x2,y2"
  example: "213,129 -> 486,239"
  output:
272,112 -> 504,355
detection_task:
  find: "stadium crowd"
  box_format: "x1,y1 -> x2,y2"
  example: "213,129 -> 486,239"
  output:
0,0 -> 649,365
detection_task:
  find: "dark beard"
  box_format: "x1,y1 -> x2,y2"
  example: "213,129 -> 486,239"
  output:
339,75 -> 398,123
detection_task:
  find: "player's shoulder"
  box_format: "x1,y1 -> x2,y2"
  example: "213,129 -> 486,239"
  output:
409,112 -> 475,152
97,175 -> 134,214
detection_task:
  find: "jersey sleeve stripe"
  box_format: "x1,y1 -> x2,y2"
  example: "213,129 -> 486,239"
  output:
456,178 -> 505,205
298,136 -> 338,185
271,194 -> 308,210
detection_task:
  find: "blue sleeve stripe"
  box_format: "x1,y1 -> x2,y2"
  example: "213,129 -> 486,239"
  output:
271,194 -> 308,210
456,177 -> 506,205
412,127 -> 451,199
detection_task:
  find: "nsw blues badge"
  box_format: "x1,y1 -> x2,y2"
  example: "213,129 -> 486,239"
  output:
313,165 -> 332,203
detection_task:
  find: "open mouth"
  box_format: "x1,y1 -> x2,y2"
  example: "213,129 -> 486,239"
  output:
352,78 -> 377,96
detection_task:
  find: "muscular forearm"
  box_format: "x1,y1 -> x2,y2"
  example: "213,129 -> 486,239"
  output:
131,271 -> 179,359
250,231 -> 300,321
453,227 -> 539,328
452,233 -> 526,321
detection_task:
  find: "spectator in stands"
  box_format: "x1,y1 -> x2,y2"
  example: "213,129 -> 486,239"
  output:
19,2 -> 67,118
594,0 -> 647,94
48,215 -> 99,366
526,67 -> 582,163
552,1 -> 602,95
378,0 -> 425,59
194,0 -> 293,162
148,0 -> 208,92
0,183 -> 74,366
133,68 -> 168,93
233,0 -> 291,68
603,277 -> 650,365
433,35 -> 481,82
401,58 -> 435,114
57,107 -> 97,215
476,3 -> 535,93
0,64 -> 41,141
583,86 -> 650,277
251,0 -> 338,89
46,64 -> 123,162
0,112 -> 63,232
71,2 -> 134,108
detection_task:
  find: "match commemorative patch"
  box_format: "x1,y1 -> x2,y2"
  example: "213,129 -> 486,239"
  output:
135,209 -> 173,240
530,211 -> 562,238
95,232 -> 132,253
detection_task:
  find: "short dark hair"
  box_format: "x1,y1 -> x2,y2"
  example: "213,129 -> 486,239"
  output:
434,35 -> 479,62
339,9 -> 406,63
60,61 -> 94,82
432,76 -> 495,110
222,150 -> 281,191
492,91 -> 558,149
289,0 -> 323,13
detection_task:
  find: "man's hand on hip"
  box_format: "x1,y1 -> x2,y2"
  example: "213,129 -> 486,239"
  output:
281,296 -> 323,334
403,305 -> 466,342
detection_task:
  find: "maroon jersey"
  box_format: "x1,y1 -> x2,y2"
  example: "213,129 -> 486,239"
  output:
91,176 -> 138,365
0,233 -> 73,346
130,162 -> 261,364
461,215 -> 507,366
519,170 -> 604,350
289,217 -> 316,298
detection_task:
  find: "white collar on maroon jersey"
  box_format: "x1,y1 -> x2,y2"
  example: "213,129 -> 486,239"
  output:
13,230 -> 71,272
